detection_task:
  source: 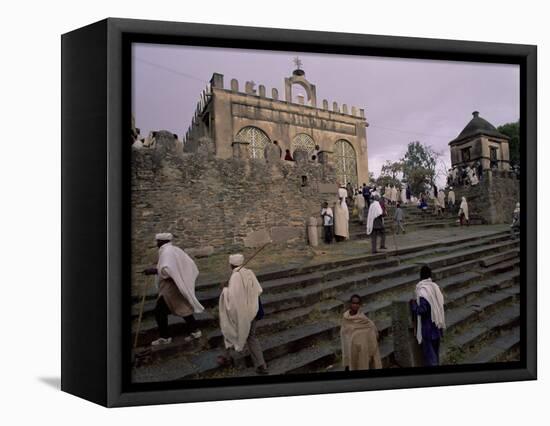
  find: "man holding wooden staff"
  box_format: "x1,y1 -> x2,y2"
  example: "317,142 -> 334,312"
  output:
143,233 -> 204,346
217,253 -> 269,375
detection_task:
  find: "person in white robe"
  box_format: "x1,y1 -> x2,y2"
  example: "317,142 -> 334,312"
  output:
468,167 -> 479,185
355,190 -> 366,224
132,138 -> 144,149
464,166 -> 472,185
335,185 -> 350,241
511,202 -> 520,236
144,233 -> 204,346
218,254 -> 268,375
366,195 -> 386,253
447,187 -> 456,213
142,131 -> 157,148
459,196 -> 469,226
401,183 -> 408,204
437,189 -> 446,213
450,167 -> 457,185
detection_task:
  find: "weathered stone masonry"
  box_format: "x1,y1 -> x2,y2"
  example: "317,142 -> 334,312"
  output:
131,137 -> 337,280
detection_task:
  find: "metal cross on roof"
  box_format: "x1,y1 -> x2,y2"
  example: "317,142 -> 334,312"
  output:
293,56 -> 303,70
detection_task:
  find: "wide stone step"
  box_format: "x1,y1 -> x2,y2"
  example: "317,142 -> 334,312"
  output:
134,320 -> 341,381
480,249 -> 520,267
239,343 -> 340,376
444,285 -> 519,332
234,330 -> 398,377
241,279 -> 519,376
440,304 -> 519,365
206,305 -> 316,348
132,309 -> 215,346
396,233 -> 511,263
443,269 -> 519,310
340,265 -> 510,323
417,239 -> 519,271
132,230 -> 510,307
133,279 -> 519,381
460,326 -> 520,364
133,233 -> 517,344
260,263 -> 417,315
481,258 -> 520,275
196,256 -> 400,307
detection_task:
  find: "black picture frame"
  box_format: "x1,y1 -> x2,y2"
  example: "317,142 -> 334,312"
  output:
61,17 -> 537,407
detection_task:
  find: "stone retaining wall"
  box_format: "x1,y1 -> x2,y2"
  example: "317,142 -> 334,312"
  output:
454,171 -> 520,225
131,135 -> 337,279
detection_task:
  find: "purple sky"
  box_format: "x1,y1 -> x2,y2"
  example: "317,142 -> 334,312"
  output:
132,43 -> 519,186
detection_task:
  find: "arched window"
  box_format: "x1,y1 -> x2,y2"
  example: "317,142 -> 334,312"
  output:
235,126 -> 270,159
334,139 -> 358,187
291,133 -> 316,157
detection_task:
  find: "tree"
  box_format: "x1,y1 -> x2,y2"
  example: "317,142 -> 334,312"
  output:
375,160 -> 403,188
401,141 -> 440,196
367,172 -> 375,184
497,121 -> 520,166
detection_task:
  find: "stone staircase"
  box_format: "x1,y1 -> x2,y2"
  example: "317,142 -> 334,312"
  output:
349,202 -> 467,240
132,228 -> 520,383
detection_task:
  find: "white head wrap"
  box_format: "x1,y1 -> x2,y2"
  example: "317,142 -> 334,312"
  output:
155,232 -> 173,241
229,254 -> 244,266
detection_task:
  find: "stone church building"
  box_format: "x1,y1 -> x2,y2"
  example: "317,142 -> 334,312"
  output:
183,66 -> 370,187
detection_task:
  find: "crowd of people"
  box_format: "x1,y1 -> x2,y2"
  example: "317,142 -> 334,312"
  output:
141,232 -> 448,373
137,167 -> 520,376
319,181 -> 467,250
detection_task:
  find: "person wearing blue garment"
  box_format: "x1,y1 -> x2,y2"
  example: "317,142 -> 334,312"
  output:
362,183 -> 371,209
418,194 -> 428,215
410,266 -> 446,366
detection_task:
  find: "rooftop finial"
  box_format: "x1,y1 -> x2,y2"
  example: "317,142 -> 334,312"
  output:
472,111 -> 479,118
292,57 -> 305,76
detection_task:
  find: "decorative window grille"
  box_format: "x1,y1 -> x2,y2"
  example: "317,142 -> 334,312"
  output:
291,133 -> 316,156
235,126 -> 271,159
334,139 -> 358,187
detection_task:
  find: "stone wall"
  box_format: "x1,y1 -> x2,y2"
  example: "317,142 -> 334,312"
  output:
454,170 -> 520,225
132,136 -> 337,278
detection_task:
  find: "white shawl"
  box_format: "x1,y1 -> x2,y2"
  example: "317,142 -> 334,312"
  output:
157,243 -> 204,313
355,193 -> 365,209
219,267 -> 263,351
338,187 -> 348,205
469,168 -> 479,185
366,200 -> 383,235
415,278 -> 446,344
459,197 -> 469,220
448,190 -> 455,205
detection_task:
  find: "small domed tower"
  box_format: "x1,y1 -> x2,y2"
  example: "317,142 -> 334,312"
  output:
449,111 -> 511,171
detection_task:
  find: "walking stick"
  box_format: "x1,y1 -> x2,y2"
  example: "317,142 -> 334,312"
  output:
220,241 -> 272,289
237,241 -> 271,272
133,276 -> 155,349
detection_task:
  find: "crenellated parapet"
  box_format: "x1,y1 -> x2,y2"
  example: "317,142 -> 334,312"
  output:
202,71 -> 366,119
